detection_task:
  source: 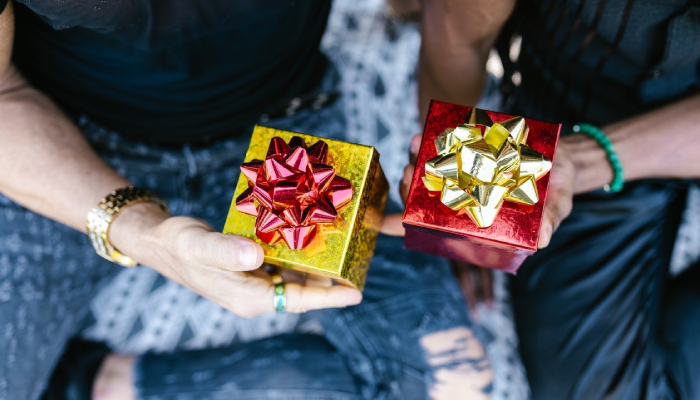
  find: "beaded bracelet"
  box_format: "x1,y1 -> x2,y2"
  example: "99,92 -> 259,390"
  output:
573,123 -> 624,193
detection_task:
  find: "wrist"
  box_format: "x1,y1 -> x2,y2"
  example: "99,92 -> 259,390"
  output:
559,134 -> 613,194
108,202 -> 170,265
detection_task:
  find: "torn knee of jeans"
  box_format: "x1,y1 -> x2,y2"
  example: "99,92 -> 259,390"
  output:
420,327 -> 493,400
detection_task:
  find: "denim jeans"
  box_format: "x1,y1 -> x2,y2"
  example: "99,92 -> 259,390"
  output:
0,89 -> 489,399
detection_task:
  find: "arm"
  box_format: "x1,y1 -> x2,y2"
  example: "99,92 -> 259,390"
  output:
418,0 -> 516,121
409,0 -> 699,247
0,3 -> 131,230
0,4 -> 361,315
567,94 -> 700,193
538,94 -> 700,247
379,0 -> 516,235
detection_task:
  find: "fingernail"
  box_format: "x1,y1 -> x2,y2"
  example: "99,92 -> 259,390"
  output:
238,243 -> 261,268
344,290 -> 363,306
410,135 -> 421,154
403,167 -> 412,185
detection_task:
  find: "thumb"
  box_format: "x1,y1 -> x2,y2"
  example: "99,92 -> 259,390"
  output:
192,232 -> 265,271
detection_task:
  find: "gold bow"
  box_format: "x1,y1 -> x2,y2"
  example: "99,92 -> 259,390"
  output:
423,108 -> 552,228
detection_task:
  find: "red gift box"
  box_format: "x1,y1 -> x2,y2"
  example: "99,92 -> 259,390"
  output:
402,101 -> 561,273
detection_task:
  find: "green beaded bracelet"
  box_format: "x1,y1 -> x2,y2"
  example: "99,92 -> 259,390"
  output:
573,123 -> 624,193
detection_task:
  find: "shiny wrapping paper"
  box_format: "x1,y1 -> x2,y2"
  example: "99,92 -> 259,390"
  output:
224,126 -> 389,289
403,102 -> 561,273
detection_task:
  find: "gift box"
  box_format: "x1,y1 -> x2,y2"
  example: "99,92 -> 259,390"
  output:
224,125 -> 389,290
402,102 -> 561,273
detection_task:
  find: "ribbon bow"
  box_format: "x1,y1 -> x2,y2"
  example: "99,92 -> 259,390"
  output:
236,137 -> 353,249
423,108 -> 552,228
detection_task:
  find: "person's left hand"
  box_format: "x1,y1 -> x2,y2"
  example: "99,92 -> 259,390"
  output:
534,140 -> 577,248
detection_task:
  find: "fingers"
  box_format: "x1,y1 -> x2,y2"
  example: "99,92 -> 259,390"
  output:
279,269 -> 333,287
304,274 -> 334,288
399,164 -> 415,204
190,231 -> 264,271
283,283 -> 363,313
537,192 -> 573,249
380,213 -> 406,236
228,271 -> 361,317
409,133 -> 422,165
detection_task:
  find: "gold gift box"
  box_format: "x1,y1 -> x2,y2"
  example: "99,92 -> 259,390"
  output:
223,125 -> 389,290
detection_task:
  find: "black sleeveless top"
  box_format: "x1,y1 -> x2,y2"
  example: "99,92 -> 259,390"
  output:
4,0 -> 331,142
497,0 -> 700,130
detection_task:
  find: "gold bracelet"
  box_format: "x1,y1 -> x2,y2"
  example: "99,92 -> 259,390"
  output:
86,186 -> 169,267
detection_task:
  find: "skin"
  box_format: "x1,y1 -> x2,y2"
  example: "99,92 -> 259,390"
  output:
0,3 -> 363,398
0,3 -> 362,320
5,0 -> 697,396
380,0 -> 700,308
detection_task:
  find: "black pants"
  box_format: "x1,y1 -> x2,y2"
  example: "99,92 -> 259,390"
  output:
512,181 -> 700,400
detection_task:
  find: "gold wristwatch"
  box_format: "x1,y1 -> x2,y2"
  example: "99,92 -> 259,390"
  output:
86,186 -> 169,267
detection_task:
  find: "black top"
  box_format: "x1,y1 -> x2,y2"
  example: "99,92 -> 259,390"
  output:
10,0 -> 331,142
498,0 -> 700,130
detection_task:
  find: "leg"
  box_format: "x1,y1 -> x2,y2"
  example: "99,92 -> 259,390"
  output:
0,195 -> 119,400
133,334 -> 361,400
511,182 -> 686,399
320,234 -> 492,400
97,234 -> 489,400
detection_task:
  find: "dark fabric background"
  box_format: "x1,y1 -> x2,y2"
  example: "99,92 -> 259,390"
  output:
11,0 -> 331,142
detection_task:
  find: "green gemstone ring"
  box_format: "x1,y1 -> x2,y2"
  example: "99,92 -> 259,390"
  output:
273,281 -> 286,313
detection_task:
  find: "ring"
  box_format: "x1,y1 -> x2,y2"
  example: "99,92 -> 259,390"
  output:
273,280 -> 286,313
267,269 -> 286,313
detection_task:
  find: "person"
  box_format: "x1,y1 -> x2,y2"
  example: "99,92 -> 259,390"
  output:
0,0 -> 494,399
383,0 -> 700,398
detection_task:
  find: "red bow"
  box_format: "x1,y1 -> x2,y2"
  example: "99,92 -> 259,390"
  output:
235,137 -> 354,250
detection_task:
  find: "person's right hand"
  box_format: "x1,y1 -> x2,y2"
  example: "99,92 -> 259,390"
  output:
109,204 -> 363,318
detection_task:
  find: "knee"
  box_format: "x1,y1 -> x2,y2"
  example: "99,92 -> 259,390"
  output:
420,327 -> 493,400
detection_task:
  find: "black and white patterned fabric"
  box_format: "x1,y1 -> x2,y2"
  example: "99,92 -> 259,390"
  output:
82,1 -> 700,400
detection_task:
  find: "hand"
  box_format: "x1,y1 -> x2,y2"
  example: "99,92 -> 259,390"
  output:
536,141 -> 577,248
381,133 -> 580,249
110,204 -> 363,317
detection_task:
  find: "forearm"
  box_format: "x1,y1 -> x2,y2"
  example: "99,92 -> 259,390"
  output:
418,0 -> 515,122
418,30 -> 489,123
0,67 -> 131,230
563,94 -> 700,193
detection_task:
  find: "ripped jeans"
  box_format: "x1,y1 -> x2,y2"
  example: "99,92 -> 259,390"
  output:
134,234 -> 492,400
0,90 -> 491,400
